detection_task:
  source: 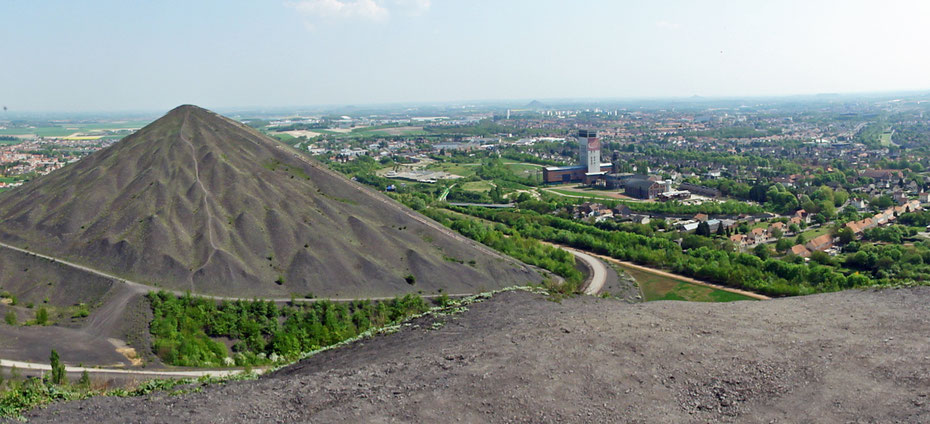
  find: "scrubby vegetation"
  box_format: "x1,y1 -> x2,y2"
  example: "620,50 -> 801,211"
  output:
419,208 -> 584,294
148,291 -> 430,367
449,205 -> 876,296
0,359 -> 258,420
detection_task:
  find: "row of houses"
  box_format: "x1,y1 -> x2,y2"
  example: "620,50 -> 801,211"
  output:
570,203 -> 652,224
845,200 -> 922,235
792,200 -> 922,258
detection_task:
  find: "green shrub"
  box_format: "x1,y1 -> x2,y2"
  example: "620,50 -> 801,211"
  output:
35,308 -> 49,325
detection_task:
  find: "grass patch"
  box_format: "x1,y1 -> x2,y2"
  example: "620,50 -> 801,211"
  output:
617,263 -> 755,302
504,162 -> 542,178
546,188 -> 620,201
461,180 -> 494,193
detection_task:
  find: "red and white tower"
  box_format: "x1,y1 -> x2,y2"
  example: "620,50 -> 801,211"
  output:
576,129 -> 600,174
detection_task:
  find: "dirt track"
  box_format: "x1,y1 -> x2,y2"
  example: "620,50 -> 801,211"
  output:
22,287 -> 930,423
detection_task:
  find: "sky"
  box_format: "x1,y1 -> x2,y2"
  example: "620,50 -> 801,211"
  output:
2,0 -> 930,112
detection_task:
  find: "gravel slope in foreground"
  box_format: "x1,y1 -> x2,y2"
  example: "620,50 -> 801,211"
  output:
22,288 -> 930,423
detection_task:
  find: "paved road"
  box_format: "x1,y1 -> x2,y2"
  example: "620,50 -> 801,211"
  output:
559,246 -> 607,295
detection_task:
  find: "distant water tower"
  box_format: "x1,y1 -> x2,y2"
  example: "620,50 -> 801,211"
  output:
576,129 -> 600,174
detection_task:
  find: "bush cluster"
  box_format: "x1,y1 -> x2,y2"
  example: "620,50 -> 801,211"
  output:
148,291 -> 429,367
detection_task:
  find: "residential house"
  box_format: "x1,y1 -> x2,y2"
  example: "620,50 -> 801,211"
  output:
805,234 -> 834,252
790,244 -> 812,258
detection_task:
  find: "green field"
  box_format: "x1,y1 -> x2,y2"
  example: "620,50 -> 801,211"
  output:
545,188 -> 620,201
880,131 -> 893,147
504,162 -> 542,178
461,180 -> 494,192
271,132 -> 296,142
799,226 -> 830,240
618,263 -> 755,302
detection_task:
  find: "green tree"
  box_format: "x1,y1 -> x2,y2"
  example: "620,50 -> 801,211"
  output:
820,200 -> 836,220
833,189 -> 849,207
4,310 -> 16,325
49,349 -> 66,385
775,237 -> 793,253
695,221 -> 711,237
753,243 -> 772,260
770,227 -> 784,239
872,195 -> 894,209
836,227 -> 855,245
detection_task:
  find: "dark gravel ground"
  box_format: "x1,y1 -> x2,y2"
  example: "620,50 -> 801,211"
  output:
20,287 -> 930,423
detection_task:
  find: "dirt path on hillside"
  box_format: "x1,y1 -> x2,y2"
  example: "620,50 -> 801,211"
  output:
0,241 -> 479,304
179,111 -> 220,293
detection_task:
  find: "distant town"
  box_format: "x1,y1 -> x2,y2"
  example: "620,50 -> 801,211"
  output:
4,95 -> 930,265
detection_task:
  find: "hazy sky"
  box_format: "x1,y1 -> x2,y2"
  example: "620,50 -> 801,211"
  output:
3,0 -> 929,112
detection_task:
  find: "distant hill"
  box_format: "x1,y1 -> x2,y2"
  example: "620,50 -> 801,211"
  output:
525,100 -> 546,109
0,105 -> 539,298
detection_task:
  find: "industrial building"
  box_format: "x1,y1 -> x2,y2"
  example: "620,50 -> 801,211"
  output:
623,177 -> 670,200
542,130 -> 612,184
